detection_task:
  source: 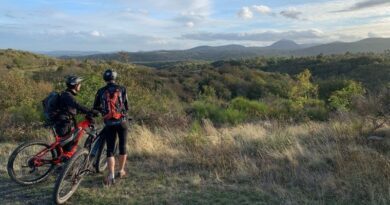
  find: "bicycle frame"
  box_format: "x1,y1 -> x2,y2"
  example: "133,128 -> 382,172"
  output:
30,118 -> 94,168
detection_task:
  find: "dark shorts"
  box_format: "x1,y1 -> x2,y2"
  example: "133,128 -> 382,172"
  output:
104,120 -> 128,157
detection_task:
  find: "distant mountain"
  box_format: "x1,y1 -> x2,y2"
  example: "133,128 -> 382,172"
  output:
71,38 -> 390,63
267,39 -> 302,50
293,38 -> 390,56
38,50 -> 102,57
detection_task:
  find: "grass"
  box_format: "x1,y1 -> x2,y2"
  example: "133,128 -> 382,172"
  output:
0,120 -> 389,204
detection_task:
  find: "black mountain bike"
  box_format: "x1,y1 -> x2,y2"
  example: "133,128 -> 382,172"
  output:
53,124 -> 109,204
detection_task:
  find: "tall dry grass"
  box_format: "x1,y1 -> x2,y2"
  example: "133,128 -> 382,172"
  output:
126,120 -> 390,204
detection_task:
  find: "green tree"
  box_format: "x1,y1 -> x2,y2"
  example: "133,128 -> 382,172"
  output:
329,80 -> 365,111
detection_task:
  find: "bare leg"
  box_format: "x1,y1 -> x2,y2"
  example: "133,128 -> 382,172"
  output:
107,156 -> 115,178
118,154 -> 127,175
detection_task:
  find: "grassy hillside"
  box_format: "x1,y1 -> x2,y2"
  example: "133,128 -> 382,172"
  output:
0,50 -> 389,204
0,49 -> 57,70
0,120 -> 389,204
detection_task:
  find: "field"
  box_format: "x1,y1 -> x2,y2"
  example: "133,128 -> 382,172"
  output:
1,120 -> 389,205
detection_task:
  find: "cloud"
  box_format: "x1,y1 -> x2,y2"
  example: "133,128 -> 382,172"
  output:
368,32 -> 381,38
90,30 -> 103,37
181,29 -> 324,41
238,5 -> 273,19
186,21 -> 195,28
280,9 -> 303,19
252,5 -> 272,15
237,7 -> 253,19
173,12 -> 206,27
337,0 -> 390,12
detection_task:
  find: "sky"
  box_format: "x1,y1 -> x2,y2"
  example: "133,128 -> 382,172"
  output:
1,0 -> 390,52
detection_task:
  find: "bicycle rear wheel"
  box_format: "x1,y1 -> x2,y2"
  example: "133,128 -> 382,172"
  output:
53,148 -> 89,204
7,141 -> 56,185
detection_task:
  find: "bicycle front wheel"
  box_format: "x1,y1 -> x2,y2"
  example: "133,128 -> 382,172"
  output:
53,148 -> 89,204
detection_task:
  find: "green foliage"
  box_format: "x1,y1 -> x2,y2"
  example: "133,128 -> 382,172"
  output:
329,81 -> 365,111
289,69 -> 318,100
0,49 -> 388,137
191,101 -> 246,125
229,97 -> 268,118
7,104 -> 42,125
77,74 -> 105,108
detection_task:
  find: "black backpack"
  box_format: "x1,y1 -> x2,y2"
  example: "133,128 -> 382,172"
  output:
42,91 -> 61,124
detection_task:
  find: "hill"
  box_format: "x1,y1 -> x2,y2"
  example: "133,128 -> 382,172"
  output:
0,49 -> 389,204
0,49 -> 57,70
71,38 -> 390,63
293,38 -> 390,56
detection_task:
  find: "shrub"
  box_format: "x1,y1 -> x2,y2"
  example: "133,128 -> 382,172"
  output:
191,101 -> 246,125
329,80 -> 365,111
229,97 -> 268,118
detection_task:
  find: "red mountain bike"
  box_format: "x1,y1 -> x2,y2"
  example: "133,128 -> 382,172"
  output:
7,116 -> 108,185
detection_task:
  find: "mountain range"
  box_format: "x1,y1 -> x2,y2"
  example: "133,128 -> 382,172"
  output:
42,38 -> 390,63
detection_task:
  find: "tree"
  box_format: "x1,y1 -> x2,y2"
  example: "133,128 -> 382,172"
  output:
329,80 -> 365,111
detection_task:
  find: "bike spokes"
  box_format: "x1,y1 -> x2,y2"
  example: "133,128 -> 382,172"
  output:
10,143 -> 55,183
56,150 -> 87,202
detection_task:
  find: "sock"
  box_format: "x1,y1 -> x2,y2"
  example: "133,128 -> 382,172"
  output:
109,172 -> 115,180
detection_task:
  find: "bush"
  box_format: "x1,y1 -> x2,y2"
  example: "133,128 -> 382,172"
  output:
229,97 -> 268,118
329,80 -> 365,111
191,101 -> 246,125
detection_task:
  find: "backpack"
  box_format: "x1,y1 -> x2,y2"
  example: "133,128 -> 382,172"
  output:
102,88 -> 124,121
42,91 -> 61,124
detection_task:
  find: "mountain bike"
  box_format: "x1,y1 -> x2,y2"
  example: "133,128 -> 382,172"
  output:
7,116 -> 108,185
53,119 -> 131,204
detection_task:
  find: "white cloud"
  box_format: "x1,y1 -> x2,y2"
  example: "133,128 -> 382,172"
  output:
90,30 -> 103,37
181,29 -> 324,41
252,5 -> 272,15
186,21 -> 195,28
237,7 -> 253,19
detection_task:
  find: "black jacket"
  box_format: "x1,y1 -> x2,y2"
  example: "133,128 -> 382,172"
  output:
93,82 -> 129,117
57,89 -> 91,121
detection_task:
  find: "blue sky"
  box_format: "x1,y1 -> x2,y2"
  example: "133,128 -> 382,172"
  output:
1,0 -> 390,51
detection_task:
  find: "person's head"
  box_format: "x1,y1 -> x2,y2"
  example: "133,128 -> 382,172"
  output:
66,75 -> 83,92
103,69 -> 117,83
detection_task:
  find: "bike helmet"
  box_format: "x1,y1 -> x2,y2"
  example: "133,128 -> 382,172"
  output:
66,75 -> 83,87
103,69 -> 117,82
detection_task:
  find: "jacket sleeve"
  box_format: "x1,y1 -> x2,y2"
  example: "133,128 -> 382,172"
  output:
93,90 -> 102,112
72,98 -> 91,114
123,87 -> 129,112
64,93 -> 91,115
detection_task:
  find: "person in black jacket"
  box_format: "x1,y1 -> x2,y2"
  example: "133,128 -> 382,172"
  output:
93,69 -> 129,186
55,75 -> 98,151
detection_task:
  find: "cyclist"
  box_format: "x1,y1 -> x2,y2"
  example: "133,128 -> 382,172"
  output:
93,69 -> 129,186
54,75 -> 98,153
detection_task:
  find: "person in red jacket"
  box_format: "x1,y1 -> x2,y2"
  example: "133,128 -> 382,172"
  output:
93,69 -> 129,186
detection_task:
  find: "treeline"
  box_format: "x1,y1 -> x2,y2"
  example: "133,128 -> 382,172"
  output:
0,50 -> 388,141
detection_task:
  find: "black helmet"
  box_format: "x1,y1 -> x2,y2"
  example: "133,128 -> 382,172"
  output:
103,69 -> 117,82
66,75 -> 83,87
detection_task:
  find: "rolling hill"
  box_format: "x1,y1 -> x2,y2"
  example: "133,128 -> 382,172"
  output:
66,38 -> 390,63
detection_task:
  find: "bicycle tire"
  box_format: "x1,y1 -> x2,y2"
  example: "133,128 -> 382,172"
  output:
7,141 -> 56,185
53,148 -> 89,204
94,139 -> 108,173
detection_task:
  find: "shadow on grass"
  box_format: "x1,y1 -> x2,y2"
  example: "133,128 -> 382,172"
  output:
0,171 -> 55,205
